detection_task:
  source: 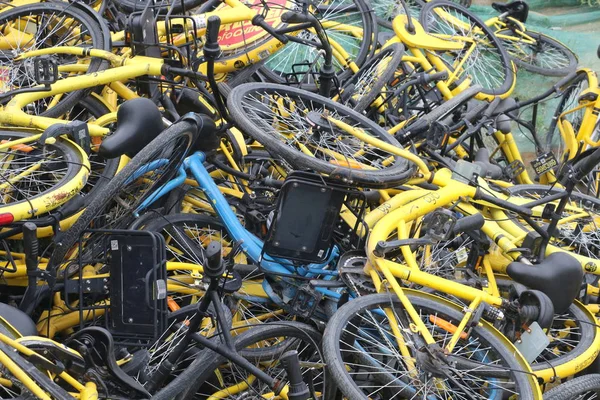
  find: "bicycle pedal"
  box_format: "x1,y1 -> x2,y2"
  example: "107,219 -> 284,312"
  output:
33,56 -> 59,86
504,159 -> 526,179
289,284 -> 322,319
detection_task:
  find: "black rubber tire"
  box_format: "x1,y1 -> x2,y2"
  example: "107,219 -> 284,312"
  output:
0,2 -> 110,118
152,321 -> 323,400
48,120 -> 199,271
0,131 -> 86,212
228,83 -> 414,188
323,292 -> 539,400
544,374 -> 600,400
258,0 -> 376,91
420,1 -> 515,97
111,0 -> 205,13
496,29 -> 578,77
340,43 -> 404,112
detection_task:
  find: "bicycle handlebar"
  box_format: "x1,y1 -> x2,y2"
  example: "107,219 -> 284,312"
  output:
252,15 -> 289,44
474,189 -> 533,217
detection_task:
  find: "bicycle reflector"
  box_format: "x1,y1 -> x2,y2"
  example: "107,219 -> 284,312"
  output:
0,213 -> 14,226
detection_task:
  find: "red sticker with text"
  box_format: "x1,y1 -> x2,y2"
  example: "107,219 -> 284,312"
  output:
218,0 -> 289,48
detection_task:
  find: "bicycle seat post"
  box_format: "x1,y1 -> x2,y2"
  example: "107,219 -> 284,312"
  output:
280,350 -> 311,400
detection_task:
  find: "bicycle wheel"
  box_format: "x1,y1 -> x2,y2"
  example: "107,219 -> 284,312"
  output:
158,321 -> 325,400
420,1 -> 515,98
495,29 -> 578,77
0,131 -> 89,222
544,374 -> 600,400
0,2 -> 110,117
47,120 -> 198,272
323,292 -> 541,400
228,83 -> 414,188
260,0 -> 376,90
339,43 -> 404,112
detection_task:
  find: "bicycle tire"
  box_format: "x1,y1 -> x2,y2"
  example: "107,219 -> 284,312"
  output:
171,321 -> 324,400
496,29 -> 578,77
259,0 -> 376,91
544,374 -> 600,400
323,291 -> 541,400
340,43 -> 404,112
47,120 -> 199,272
0,2 -> 110,118
0,131 -> 89,221
228,83 -> 414,188
420,1 -> 515,98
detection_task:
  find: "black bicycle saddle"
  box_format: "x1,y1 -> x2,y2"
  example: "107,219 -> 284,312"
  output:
507,252 -> 583,314
0,302 -> 37,337
99,97 -> 164,159
491,1 -> 528,22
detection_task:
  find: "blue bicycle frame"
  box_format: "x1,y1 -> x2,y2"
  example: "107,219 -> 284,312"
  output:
133,151 -> 342,306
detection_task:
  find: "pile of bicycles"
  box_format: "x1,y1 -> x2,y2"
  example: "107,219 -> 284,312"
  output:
0,0 -> 598,398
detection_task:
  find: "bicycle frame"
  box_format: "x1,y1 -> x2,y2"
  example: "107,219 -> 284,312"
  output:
133,150 -> 344,306
364,176 -> 600,382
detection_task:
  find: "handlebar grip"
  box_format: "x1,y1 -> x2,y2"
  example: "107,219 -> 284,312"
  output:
281,11 -> 312,24
206,16 -> 221,45
261,177 -> 284,188
574,147 -> 600,180
483,98 -> 501,119
422,71 -> 448,84
553,69 -> 579,90
22,222 -> 38,273
452,213 -> 485,234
